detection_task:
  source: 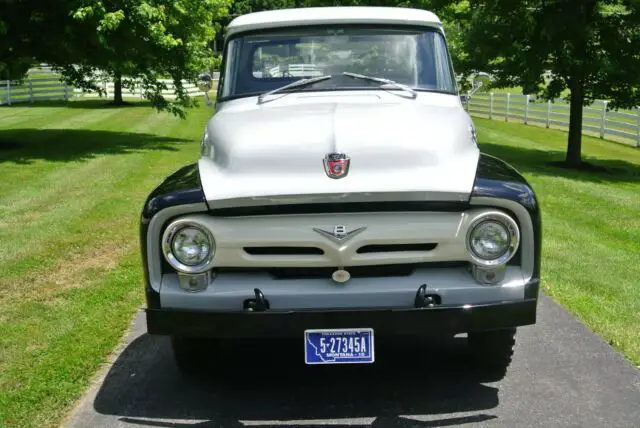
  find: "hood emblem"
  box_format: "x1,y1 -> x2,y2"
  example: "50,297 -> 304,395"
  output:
323,153 -> 350,179
313,225 -> 366,244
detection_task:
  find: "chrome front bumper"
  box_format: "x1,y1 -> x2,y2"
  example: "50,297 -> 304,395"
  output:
158,265 -> 530,311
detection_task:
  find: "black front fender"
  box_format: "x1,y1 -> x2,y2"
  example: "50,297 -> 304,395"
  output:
471,153 -> 542,296
139,163 -> 209,309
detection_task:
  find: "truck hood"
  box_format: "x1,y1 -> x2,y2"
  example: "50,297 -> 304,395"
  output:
199,96 -> 479,209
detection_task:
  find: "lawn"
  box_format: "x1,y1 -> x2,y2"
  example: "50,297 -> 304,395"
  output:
0,99 -> 214,427
0,100 -> 637,427
474,117 -> 640,368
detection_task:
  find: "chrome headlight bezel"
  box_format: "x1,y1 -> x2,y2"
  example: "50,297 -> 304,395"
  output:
161,219 -> 216,274
465,211 -> 520,267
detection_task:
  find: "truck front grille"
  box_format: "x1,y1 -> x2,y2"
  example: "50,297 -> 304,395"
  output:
215,261 -> 466,280
243,246 -> 324,256
356,243 -> 437,254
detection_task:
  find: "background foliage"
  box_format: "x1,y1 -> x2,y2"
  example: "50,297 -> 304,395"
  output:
1,0 -> 639,161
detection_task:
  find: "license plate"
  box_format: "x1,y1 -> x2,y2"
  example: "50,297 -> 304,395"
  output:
304,328 -> 374,365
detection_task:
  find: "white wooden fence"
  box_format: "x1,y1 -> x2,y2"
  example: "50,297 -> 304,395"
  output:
0,76 -> 208,106
3,72 -> 639,148
464,92 -> 640,148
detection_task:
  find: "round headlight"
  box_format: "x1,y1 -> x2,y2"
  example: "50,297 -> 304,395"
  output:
466,212 -> 519,267
470,221 -> 510,259
172,227 -> 211,265
162,221 -> 215,273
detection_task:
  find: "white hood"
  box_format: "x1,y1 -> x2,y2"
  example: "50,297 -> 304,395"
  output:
199,93 -> 479,209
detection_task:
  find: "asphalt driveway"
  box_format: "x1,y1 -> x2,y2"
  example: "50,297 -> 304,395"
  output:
63,294 -> 639,428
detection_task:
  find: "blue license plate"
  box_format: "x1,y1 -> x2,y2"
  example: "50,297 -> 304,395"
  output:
304,328 -> 374,365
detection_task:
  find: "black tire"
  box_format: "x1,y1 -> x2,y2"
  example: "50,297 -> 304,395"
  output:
170,335 -> 219,377
467,328 -> 516,376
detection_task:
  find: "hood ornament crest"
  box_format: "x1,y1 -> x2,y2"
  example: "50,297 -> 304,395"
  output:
323,153 -> 350,179
313,225 -> 366,244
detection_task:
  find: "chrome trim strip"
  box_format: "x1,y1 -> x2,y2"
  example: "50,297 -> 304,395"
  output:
206,190 -> 470,209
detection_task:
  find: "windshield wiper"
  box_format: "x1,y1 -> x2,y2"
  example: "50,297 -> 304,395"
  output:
257,75 -> 333,104
342,72 -> 418,99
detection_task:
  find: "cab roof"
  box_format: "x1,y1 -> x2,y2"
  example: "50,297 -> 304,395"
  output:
225,6 -> 443,39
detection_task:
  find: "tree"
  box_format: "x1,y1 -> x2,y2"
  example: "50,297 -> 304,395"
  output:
0,1 -> 231,118
56,0 -> 232,117
0,1 -> 67,80
227,1 -> 466,65
456,0 -> 640,168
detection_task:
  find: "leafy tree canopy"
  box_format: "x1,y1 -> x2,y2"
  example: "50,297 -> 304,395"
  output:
456,0 -> 640,167
227,1 -> 467,65
1,0 -> 232,118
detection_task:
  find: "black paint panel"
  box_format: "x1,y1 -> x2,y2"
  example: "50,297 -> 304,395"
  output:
142,163 -> 207,220
472,153 -> 542,286
146,298 -> 538,338
139,163 -> 208,309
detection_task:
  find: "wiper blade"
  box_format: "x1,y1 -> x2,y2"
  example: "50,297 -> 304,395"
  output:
257,75 -> 333,104
342,72 -> 418,99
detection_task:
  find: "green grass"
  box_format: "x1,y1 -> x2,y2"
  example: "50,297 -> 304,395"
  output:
0,99 -> 214,427
0,100 -> 638,427
474,117 -> 640,367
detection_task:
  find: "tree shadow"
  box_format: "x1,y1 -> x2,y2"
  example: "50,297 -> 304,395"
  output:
479,142 -> 640,184
93,333 -> 502,427
0,128 -> 191,164
0,99 -> 158,109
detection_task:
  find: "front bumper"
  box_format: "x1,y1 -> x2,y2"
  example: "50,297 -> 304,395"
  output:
146,297 -> 538,339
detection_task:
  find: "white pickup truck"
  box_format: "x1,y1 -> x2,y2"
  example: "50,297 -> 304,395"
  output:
139,6 -> 542,377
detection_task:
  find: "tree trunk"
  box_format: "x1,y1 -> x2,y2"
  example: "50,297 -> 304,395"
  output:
113,73 -> 123,105
565,80 -> 584,167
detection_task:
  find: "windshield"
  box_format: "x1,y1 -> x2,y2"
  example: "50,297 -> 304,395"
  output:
219,25 -> 457,100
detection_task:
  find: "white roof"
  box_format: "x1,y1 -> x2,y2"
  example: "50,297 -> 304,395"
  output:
226,6 -> 442,38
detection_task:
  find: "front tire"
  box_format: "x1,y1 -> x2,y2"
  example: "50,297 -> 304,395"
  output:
467,328 -> 516,376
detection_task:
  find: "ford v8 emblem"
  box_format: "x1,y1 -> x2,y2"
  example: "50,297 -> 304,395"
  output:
323,153 -> 350,179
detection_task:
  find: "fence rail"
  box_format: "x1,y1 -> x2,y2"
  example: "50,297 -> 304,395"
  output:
3,73 -> 640,148
464,92 -> 640,148
0,76 -> 208,106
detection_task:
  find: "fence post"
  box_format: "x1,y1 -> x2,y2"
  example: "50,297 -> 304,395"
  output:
636,107 -> 640,148
6,80 -> 11,106
489,92 -> 494,119
505,93 -> 510,122
524,95 -> 530,124
546,100 -> 552,128
28,80 -> 33,102
64,81 -> 69,100
599,100 -> 608,139
466,91 -> 470,111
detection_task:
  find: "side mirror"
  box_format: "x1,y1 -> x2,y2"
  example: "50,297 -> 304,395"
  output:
197,73 -> 213,92
460,81 -> 483,103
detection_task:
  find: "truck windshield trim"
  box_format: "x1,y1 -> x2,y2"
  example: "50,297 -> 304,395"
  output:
218,24 -> 458,100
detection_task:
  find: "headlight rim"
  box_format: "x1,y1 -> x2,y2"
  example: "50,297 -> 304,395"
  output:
465,211 -> 520,267
161,219 -> 216,274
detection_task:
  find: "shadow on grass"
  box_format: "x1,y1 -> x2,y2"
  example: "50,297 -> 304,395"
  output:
93,332 -> 500,427
0,128 -> 191,164
479,142 -> 640,184
0,99 -> 158,110
0,97 -> 212,110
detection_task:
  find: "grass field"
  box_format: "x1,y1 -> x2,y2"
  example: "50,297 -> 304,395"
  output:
474,117 -> 640,368
0,100 -> 638,427
0,99 -> 213,427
